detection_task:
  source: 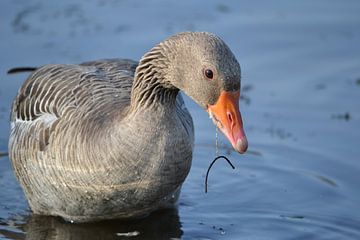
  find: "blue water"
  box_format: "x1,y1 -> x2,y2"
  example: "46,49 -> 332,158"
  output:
1,0 -> 360,239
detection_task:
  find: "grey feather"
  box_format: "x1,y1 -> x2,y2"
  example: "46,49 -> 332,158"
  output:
9,58 -> 194,222
9,32 -> 242,222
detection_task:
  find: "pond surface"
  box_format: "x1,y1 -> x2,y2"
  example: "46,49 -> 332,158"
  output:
1,0 -> 360,239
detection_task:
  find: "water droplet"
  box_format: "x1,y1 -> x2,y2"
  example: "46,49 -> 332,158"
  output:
215,127 -> 219,156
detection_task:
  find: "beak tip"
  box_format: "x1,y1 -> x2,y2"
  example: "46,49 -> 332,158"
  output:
235,137 -> 248,154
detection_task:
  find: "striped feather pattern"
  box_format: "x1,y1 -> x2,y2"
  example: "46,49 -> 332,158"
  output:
9,58 -> 194,222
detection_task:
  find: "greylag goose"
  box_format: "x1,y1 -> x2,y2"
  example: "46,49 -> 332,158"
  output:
9,32 -> 248,222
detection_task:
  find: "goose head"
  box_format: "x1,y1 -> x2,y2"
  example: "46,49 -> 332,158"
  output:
138,32 -> 248,153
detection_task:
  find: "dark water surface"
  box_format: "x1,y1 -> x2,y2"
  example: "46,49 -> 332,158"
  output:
1,0 -> 360,239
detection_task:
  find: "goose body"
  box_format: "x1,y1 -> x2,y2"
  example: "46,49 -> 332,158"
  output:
9,32 -> 248,222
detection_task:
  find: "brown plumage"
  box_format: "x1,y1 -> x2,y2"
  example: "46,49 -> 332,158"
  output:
9,32 -> 247,222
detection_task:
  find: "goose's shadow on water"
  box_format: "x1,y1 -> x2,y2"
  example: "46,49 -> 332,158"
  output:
0,208 -> 182,240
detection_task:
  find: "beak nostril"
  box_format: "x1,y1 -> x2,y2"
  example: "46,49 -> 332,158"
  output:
227,112 -> 233,124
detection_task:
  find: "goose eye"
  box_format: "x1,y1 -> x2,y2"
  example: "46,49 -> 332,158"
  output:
204,69 -> 214,79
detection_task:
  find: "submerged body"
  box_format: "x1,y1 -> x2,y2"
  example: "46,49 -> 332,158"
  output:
9,32 -> 247,222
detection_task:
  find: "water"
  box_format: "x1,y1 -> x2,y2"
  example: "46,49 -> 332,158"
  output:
1,0 -> 360,239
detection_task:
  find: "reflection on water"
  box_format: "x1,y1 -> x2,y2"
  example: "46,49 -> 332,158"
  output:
0,208 -> 182,240
12,5 -> 39,33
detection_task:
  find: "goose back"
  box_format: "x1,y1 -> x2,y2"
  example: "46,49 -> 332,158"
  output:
9,59 -> 194,221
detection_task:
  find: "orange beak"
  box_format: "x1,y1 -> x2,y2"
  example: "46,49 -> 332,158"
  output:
207,90 -> 248,154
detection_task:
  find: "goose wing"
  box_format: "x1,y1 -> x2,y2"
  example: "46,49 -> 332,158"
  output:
10,59 -> 138,152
